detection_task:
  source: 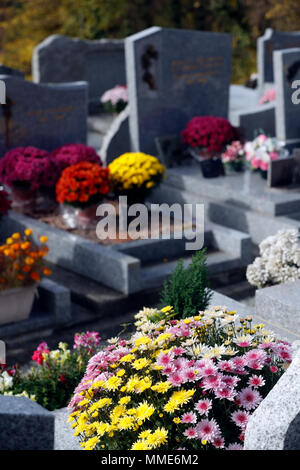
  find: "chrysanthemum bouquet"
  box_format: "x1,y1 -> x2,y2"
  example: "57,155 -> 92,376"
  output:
0,146 -> 59,191
100,85 -> 128,114
244,134 -> 285,176
50,144 -> 101,173
181,117 -> 238,155
0,229 -> 51,290
68,305 -> 292,450
56,162 -> 110,208
221,141 -> 246,173
247,229 -> 300,289
108,153 -> 166,204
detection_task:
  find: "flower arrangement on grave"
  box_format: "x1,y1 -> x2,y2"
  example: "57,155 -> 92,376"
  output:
108,152 -> 166,204
258,88 -> 276,106
50,144 -> 101,173
0,229 -> 50,290
0,147 -> 59,211
181,117 -> 238,178
0,229 -> 51,324
0,332 -> 101,410
100,85 -> 128,114
0,146 -> 59,190
0,188 -> 11,217
247,229 -> 300,289
244,134 -> 285,178
221,141 -> 246,173
68,305 -> 292,450
56,162 -> 110,229
182,116 -> 238,155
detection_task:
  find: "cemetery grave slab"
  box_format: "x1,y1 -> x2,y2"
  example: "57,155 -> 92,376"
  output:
0,209 -> 252,296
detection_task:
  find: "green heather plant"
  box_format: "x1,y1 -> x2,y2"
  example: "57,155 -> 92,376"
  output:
160,249 -> 212,319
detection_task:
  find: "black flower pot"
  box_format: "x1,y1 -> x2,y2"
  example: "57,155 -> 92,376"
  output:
199,157 -> 225,178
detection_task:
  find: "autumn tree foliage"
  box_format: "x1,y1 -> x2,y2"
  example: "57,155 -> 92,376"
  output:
0,0 -> 298,82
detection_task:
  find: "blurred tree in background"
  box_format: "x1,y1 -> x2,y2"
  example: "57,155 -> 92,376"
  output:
0,0 -> 299,82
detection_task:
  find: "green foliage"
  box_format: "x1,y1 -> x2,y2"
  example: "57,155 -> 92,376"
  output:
160,249 -> 212,319
11,344 -> 92,411
0,1 -> 298,82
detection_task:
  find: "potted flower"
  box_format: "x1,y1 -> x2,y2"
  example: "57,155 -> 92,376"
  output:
68,305 -> 292,450
221,141 -> 246,173
244,134 -> 286,179
50,144 -> 101,173
181,116 -> 238,178
56,162 -> 110,229
100,85 -> 128,114
0,229 -> 51,325
0,188 -> 11,218
108,152 -> 166,205
0,147 -> 59,212
246,229 -> 300,289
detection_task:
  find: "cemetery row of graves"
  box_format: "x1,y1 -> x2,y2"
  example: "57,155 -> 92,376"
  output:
0,26 -> 300,451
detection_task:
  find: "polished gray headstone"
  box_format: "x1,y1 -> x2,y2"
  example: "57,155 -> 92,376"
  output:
33,34 -> 126,113
0,75 -> 87,155
274,48 -> 300,149
125,27 -> 232,154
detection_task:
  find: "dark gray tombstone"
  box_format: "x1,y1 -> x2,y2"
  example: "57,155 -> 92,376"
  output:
155,134 -> 187,167
268,157 -> 295,187
235,103 -> 276,141
0,396 -> 54,450
274,48 -> 300,149
125,27 -> 232,155
0,64 -> 24,79
258,28 -> 300,90
0,75 -> 88,156
100,105 -> 130,164
33,35 -> 126,114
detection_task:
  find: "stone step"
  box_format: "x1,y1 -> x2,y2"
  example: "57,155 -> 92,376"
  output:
139,251 -> 244,290
214,280 -> 256,301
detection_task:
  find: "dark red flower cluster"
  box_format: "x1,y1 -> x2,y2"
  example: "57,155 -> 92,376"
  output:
50,144 -> 101,172
182,116 -> 238,153
0,147 -> 59,190
0,188 -> 11,216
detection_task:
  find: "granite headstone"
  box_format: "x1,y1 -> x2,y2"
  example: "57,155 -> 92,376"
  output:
0,396 -> 54,450
274,48 -> 300,149
258,28 -> 300,90
33,35 -> 126,113
125,27 -> 232,155
0,75 -> 88,156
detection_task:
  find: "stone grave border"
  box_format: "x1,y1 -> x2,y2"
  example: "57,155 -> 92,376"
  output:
0,210 -> 252,295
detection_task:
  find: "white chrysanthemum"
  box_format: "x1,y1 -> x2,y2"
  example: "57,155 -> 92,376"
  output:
247,229 -> 300,288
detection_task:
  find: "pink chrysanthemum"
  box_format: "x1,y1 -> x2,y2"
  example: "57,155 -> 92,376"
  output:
231,410 -> 250,428
237,387 -> 263,411
213,436 -> 225,449
184,427 -> 197,439
195,399 -> 212,415
181,412 -> 197,424
196,418 -> 220,442
248,375 -> 265,388
227,443 -> 244,450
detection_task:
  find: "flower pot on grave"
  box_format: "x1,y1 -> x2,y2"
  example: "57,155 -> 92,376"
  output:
0,284 -> 36,325
189,147 -> 225,178
10,183 -> 37,213
224,160 -> 245,174
76,203 -> 100,230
